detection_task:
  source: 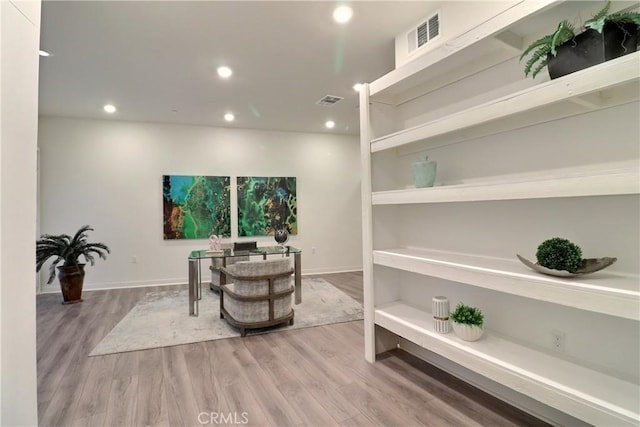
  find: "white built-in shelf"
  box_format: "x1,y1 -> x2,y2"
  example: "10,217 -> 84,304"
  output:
375,301 -> 640,426
370,52 -> 640,153
373,247 -> 640,320
372,162 -> 640,205
369,0 -> 563,104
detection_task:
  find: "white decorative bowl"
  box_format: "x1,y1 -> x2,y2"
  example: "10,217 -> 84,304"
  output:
452,322 -> 484,341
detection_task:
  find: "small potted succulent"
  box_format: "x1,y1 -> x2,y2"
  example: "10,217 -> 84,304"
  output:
520,1 -> 640,79
451,303 -> 484,341
36,225 -> 110,304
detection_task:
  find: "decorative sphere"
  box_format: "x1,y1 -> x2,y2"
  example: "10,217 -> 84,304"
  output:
536,237 -> 583,273
274,229 -> 289,245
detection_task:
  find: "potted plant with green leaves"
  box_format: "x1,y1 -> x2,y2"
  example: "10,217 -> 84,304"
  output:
36,225 -> 110,304
517,237 -> 617,277
451,303 -> 484,341
521,1 -> 640,79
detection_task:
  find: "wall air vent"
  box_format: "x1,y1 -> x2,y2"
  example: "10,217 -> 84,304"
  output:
407,11 -> 440,54
316,95 -> 344,106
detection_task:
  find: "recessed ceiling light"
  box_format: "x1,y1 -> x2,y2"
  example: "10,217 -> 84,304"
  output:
325,120 -> 336,129
333,6 -> 353,24
39,50 -> 51,57
353,83 -> 364,92
217,66 -> 233,78
103,104 -> 116,114
224,113 -> 235,122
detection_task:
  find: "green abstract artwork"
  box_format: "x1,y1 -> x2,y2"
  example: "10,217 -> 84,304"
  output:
237,176 -> 297,237
163,175 -> 231,239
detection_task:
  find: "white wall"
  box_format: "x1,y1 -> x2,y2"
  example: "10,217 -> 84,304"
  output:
1,0 -> 40,425
38,117 -> 362,291
394,1 -> 517,67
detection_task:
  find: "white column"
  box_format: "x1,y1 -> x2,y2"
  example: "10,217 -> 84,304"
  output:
0,0 -> 41,425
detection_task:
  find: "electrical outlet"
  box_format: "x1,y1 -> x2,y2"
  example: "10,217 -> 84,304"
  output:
551,329 -> 565,352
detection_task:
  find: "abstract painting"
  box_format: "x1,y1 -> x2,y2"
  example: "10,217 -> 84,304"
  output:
237,176 -> 297,236
163,175 -> 231,239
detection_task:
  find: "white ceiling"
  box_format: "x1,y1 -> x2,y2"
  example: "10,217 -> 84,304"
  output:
38,1 -> 434,135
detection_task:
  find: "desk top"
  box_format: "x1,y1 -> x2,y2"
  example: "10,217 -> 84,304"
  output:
189,245 -> 301,260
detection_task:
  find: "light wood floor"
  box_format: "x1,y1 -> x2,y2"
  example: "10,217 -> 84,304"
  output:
37,271 -> 548,426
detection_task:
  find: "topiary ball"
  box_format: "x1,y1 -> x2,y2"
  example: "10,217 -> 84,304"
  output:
536,237 -> 583,273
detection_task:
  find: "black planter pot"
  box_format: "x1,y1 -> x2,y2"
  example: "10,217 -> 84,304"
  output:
547,21 -> 638,79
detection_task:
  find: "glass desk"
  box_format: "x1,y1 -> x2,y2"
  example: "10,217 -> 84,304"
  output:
188,245 -> 302,316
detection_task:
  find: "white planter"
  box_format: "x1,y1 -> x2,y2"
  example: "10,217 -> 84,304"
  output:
452,322 -> 484,341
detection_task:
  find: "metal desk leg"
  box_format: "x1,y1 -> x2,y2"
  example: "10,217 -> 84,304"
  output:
197,258 -> 202,301
189,258 -> 199,316
294,252 -> 301,304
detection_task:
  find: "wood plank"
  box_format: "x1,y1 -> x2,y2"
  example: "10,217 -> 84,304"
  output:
338,412 -> 382,427
336,381 -> 421,426
276,379 -> 338,426
103,351 -> 139,427
266,330 -> 361,424
182,341 -> 230,417
240,334 -> 299,387
205,338 -> 269,425
226,337 -> 304,426
162,345 -> 201,426
103,375 -> 139,427
72,354 -> 117,423
135,347 -> 169,426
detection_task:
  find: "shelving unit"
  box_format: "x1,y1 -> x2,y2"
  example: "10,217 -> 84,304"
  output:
375,302 -> 640,426
371,52 -> 640,153
373,247 -> 640,321
372,161 -> 639,204
360,1 -> 640,425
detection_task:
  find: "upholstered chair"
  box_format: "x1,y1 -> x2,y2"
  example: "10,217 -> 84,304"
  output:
209,242 -> 256,291
219,258 -> 294,337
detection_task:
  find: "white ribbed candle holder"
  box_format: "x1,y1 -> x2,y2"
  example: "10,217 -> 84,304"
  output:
432,296 -> 450,334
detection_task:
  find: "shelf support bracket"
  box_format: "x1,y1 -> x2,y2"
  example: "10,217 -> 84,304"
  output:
493,30 -> 523,53
569,92 -> 604,109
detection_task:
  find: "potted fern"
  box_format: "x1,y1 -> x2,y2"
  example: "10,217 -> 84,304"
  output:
451,303 -> 484,341
36,225 -> 110,304
521,1 -> 639,79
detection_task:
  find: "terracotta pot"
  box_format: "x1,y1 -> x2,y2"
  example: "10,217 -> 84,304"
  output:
57,264 -> 85,304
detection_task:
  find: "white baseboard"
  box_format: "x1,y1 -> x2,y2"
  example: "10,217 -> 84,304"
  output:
37,268 -> 364,294
301,266 -> 363,275
39,278 -> 187,294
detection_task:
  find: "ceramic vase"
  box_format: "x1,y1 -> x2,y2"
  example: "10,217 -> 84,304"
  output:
411,155 -> 437,188
432,296 -> 450,334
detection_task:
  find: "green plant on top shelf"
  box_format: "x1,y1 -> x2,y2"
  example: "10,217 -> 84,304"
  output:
520,1 -> 640,79
536,237 -> 583,273
520,19 -> 576,78
583,1 -> 640,34
450,303 -> 484,327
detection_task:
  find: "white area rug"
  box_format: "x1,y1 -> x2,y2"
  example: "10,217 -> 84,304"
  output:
90,278 -> 363,356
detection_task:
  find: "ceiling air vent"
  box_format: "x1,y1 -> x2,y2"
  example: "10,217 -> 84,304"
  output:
407,11 -> 440,54
316,95 -> 344,106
